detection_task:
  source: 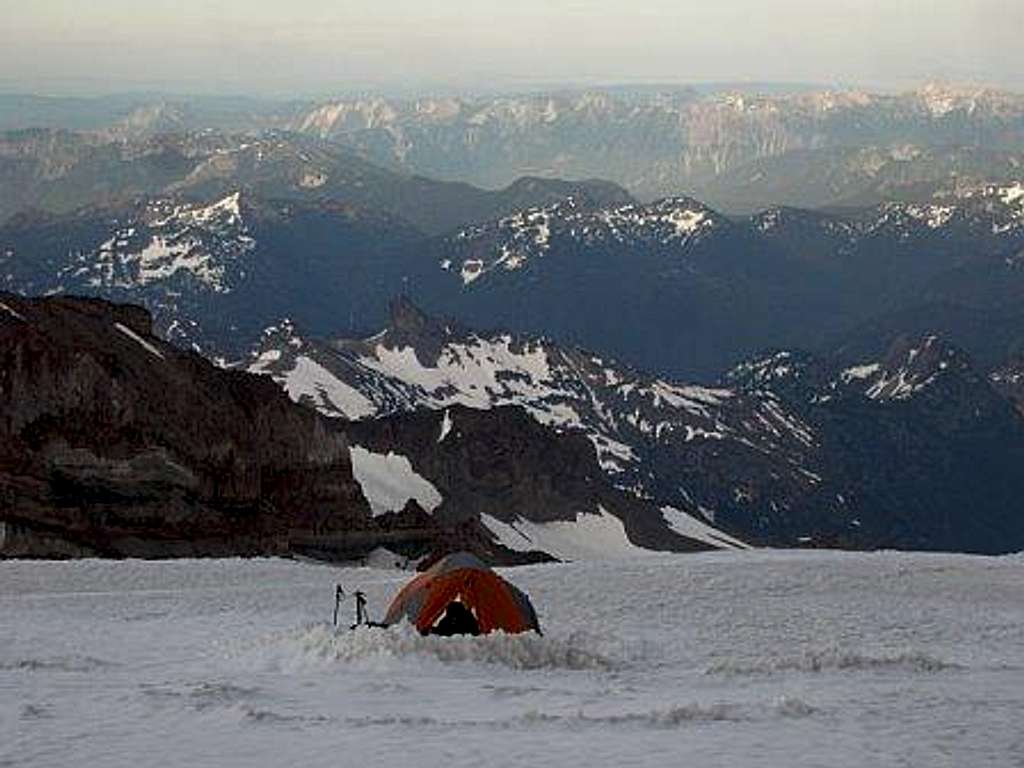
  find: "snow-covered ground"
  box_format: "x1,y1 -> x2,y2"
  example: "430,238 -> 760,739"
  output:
3,551 -> 1022,767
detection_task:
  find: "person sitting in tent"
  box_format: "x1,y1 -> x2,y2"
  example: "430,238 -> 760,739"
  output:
430,601 -> 481,637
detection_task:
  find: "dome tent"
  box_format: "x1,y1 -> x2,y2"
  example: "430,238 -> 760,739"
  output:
384,551 -> 541,636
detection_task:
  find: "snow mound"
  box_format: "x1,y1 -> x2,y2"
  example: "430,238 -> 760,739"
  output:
356,547 -> 419,570
235,622 -> 622,673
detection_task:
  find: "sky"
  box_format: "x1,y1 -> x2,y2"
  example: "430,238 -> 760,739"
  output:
3,0 -> 1023,97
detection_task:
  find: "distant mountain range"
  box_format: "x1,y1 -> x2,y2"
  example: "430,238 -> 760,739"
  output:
4,87 -> 1024,558
286,84 -> 1024,209
3,83 -> 1024,218
0,130 -> 629,233
2,172 -> 1024,379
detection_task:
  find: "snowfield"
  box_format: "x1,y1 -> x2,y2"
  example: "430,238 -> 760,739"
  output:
3,551 -> 1022,767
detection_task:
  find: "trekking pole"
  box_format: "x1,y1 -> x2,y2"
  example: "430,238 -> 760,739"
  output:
333,585 -> 344,627
354,590 -> 367,627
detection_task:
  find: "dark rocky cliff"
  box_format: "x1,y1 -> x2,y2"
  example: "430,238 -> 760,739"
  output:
0,293 -> 369,557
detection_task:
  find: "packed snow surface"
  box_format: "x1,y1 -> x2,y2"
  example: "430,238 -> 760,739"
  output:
3,552 -> 1022,767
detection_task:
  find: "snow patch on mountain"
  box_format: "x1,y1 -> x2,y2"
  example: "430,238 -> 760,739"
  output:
299,171 -> 327,189
460,260 -> 484,285
841,363 -> 881,383
918,83 -> 963,117
862,336 -> 958,401
359,337 -> 561,408
729,351 -> 805,388
0,300 -> 26,322
660,506 -> 752,550
153,192 -> 243,229
249,348 -> 282,371
991,367 -> 1023,387
349,445 -> 442,516
480,507 -> 649,562
447,197 -> 720,287
284,355 -> 377,419
437,409 -> 453,442
63,193 -> 255,294
866,371 -> 923,401
935,181 -> 1024,234
870,202 -> 959,235
114,322 -> 165,361
909,204 -> 955,229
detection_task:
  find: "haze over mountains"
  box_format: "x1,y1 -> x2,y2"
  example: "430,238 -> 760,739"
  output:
3,81 -> 1024,558
4,83 -> 1024,216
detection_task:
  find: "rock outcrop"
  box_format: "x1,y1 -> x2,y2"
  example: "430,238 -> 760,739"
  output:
345,405 -> 715,556
0,293 -> 369,557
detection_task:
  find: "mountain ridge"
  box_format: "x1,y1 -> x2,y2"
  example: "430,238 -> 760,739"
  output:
246,299 -> 1024,554
0,293 -> 718,562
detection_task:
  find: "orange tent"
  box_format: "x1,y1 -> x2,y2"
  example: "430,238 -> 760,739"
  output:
384,552 -> 541,635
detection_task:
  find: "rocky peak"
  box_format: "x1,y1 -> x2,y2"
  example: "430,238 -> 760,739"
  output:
860,334 -> 974,401
991,357 -> 1024,416
724,349 -> 821,399
383,296 -> 460,365
388,295 -> 441,340
2,293 -> 154,338
1,294 -> 369,557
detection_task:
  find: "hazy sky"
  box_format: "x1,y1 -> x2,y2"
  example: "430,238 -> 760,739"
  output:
4,0 -> 1023,96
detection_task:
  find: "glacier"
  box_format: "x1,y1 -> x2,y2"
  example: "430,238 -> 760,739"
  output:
3,551 -> 1022,767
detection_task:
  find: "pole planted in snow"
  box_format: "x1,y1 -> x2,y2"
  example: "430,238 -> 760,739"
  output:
333,585 -> 344,627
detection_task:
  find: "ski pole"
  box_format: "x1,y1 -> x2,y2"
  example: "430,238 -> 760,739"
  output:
333,585 -> 344,627
355,590 -> 367,626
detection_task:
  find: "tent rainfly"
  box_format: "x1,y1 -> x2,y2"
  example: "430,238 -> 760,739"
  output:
384,551 -> 542,636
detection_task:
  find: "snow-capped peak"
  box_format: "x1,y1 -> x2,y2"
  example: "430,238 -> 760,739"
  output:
999,182 -> 1024,207
150,192 -> 244,229
861,335 -> 969,401
60,192 -> 255,295
446,196 -> 722,287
